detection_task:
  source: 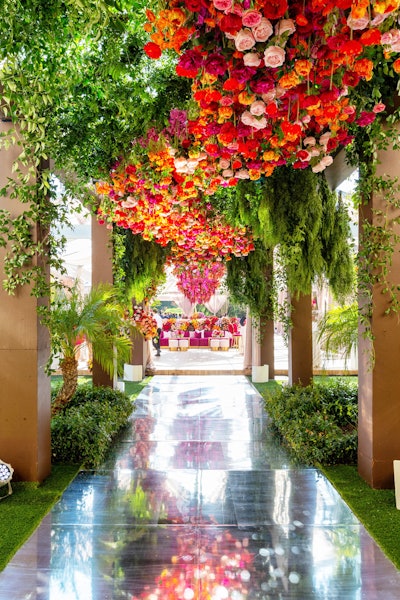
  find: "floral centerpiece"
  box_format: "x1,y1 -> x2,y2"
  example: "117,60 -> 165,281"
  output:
212,325 -> 226,337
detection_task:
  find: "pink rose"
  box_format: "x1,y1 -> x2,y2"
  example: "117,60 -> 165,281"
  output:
381,29 -> 400,52
242,9 -> 262,28
250,100 -> 266,116
319,132 -> 331,146
222,169 -> 234,177
219,96 -> 234,106
252,17 -> 273,42
241,111 -> 267,129
371,13 -> 390,26
261,89 -> 276,103
303,136 -> 316,146
236,169 -> 250,179
275,19 -> 296,37
219,158 -> 231,169
213,0 -> 232,12
243,52 -> 262,67
373,102 -> 386,113
264,45 -> 286,68
234,29 -> 256,51
347,15 -> 370,30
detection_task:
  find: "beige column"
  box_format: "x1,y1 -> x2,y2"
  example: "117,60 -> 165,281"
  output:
0,122 -> 51,481
260,319 -> 275,380
91,216 -> 113,387
358,131 -> 400,488
288,292 -> 313,386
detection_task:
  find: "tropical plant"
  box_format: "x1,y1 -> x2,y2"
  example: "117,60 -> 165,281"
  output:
317,303 -> 359,364
48,282 -> 132,414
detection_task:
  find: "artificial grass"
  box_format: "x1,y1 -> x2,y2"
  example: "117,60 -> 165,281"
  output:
320,465 -> 400,569
0,464 -> 80,571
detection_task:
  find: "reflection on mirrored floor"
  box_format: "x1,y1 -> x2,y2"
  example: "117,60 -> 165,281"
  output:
1,375 -> 400,599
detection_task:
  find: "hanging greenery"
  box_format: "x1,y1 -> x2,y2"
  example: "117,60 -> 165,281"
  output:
113,228 -> 169,303
225,241 -> 274,320
0,0 -> 191,296
215,168 -> 354,300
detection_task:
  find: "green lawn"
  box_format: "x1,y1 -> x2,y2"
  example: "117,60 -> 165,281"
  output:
0,464 -> 80,571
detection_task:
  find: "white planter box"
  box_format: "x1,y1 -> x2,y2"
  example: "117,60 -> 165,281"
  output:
252,365 -> 269,383
123,364 -> 143,382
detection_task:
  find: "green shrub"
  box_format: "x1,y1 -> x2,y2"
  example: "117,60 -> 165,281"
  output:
51,385 -> 134,467
263,379 -> 358,466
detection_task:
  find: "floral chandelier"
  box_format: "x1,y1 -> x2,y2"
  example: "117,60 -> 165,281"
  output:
97,0 -> 400,304
144,0 -> 398,180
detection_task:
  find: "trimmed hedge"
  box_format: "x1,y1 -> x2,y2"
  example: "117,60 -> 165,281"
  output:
51,383 -> 134,467
263,379 -> 358,465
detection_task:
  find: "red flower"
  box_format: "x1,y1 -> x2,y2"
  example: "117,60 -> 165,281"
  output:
340,40 -> 363,57
144,42 -> 162,59
176,48 -> 203,78
219,13 -> 242,36
343,70 -> 360,86
360,29 -> 382,46
204,53 -> 228,76
263,0 -> 288,19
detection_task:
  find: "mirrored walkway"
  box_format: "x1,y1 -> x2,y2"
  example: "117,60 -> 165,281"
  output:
1,375 -> 400,599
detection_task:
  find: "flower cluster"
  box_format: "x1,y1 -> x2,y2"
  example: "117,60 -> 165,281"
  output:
212,326 -> 226,337
132,305 -> 157,340
173,261 -> 226,304
144,0 -> 400,179
96,111 -> 254,302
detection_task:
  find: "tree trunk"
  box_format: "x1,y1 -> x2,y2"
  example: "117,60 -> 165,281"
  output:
52,356 -> 79,415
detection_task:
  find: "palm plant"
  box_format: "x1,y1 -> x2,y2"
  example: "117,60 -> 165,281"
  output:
317,302 -> 358,365
49,282 -> 132,415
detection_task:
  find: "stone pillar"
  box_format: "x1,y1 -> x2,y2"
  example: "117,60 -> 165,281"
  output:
243,308 -> 252,373
358,133 -> 400,488
260,318 -> 275,380
0,121 -> 51,481
91,216 -> 113,388
288,292 -> 313,386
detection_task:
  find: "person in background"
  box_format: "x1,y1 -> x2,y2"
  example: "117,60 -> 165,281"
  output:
152,309 -> 163,357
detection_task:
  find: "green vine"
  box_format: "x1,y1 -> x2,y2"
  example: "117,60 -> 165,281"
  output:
0,0 -> 190,298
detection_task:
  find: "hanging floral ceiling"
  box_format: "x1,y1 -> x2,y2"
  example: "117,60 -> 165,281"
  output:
96,0 -> 400,304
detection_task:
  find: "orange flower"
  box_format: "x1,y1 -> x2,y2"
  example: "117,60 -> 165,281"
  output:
278,71 -> 301,89
350,0 -> 369,19
238,90 -> 256,105
218,106 -> 233,121
393,58 -> 400,73
294,59 -> 313,77
353,57 -> 374,80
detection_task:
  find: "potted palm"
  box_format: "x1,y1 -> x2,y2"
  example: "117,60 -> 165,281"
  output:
48,282 -> 132,415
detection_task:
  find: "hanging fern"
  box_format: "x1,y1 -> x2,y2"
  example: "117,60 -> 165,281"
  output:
113,228 -> 169,302
226,241 -> 274,319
